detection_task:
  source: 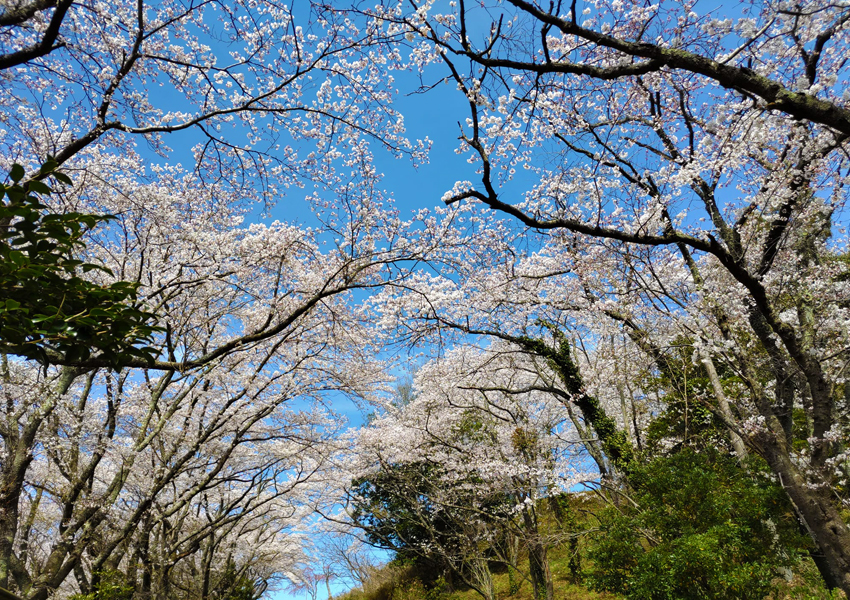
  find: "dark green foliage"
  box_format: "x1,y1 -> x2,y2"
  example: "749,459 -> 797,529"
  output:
587,449 -> 806,600
351,461 -> 513,591
351,462 -> 445,560
351,462 -> 458,588
211,562 -> 261,600
642,340 -> 737,455
644,389 -> 727,455
69,571 -> 133,600
0,162 -> 160,367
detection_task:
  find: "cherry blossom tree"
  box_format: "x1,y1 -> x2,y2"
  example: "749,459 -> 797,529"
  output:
0,2 -> 436,598
0,163 -> 161,367
0,173 -> 424,599
0,0 -> 421,187
362,0 -> 850,593
347,344 -> 592,600
0,0 -> 429,368
5,0 -> 850,596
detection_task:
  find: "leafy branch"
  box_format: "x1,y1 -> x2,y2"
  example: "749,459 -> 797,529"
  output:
0,161 -> 161,367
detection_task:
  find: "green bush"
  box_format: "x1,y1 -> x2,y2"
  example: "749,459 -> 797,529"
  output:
69,571 -> 133,600
587,449 -> 806,600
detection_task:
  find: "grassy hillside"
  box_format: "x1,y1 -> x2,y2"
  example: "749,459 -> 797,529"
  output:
336,541 -> 843,600
335,492 -> 614,600
335,539 -> 620,600
335,490 -> 844,600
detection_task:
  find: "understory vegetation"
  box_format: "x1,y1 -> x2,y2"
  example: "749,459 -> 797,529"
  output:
340,479 -> 842,600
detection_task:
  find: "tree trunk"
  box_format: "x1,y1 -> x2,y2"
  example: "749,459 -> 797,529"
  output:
761,439 -> 850,596
527,540 -> 553,600
521,508 -> 553,600
0,459 -> 24,592
0,367 -> 79,595
700,354 -> 748,460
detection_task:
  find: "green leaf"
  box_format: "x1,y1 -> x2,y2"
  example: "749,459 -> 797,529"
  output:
52,171 -> 72,185
31,314 -> 57,323
10,164 -> 25,183
39,159 -> 58,174
27,180 -> 51,195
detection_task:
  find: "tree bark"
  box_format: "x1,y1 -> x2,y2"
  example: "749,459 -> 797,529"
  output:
0,366 -> 79,595
700,354 -> 748,460
759,436 -> 850,596
521,507 -> 553,600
